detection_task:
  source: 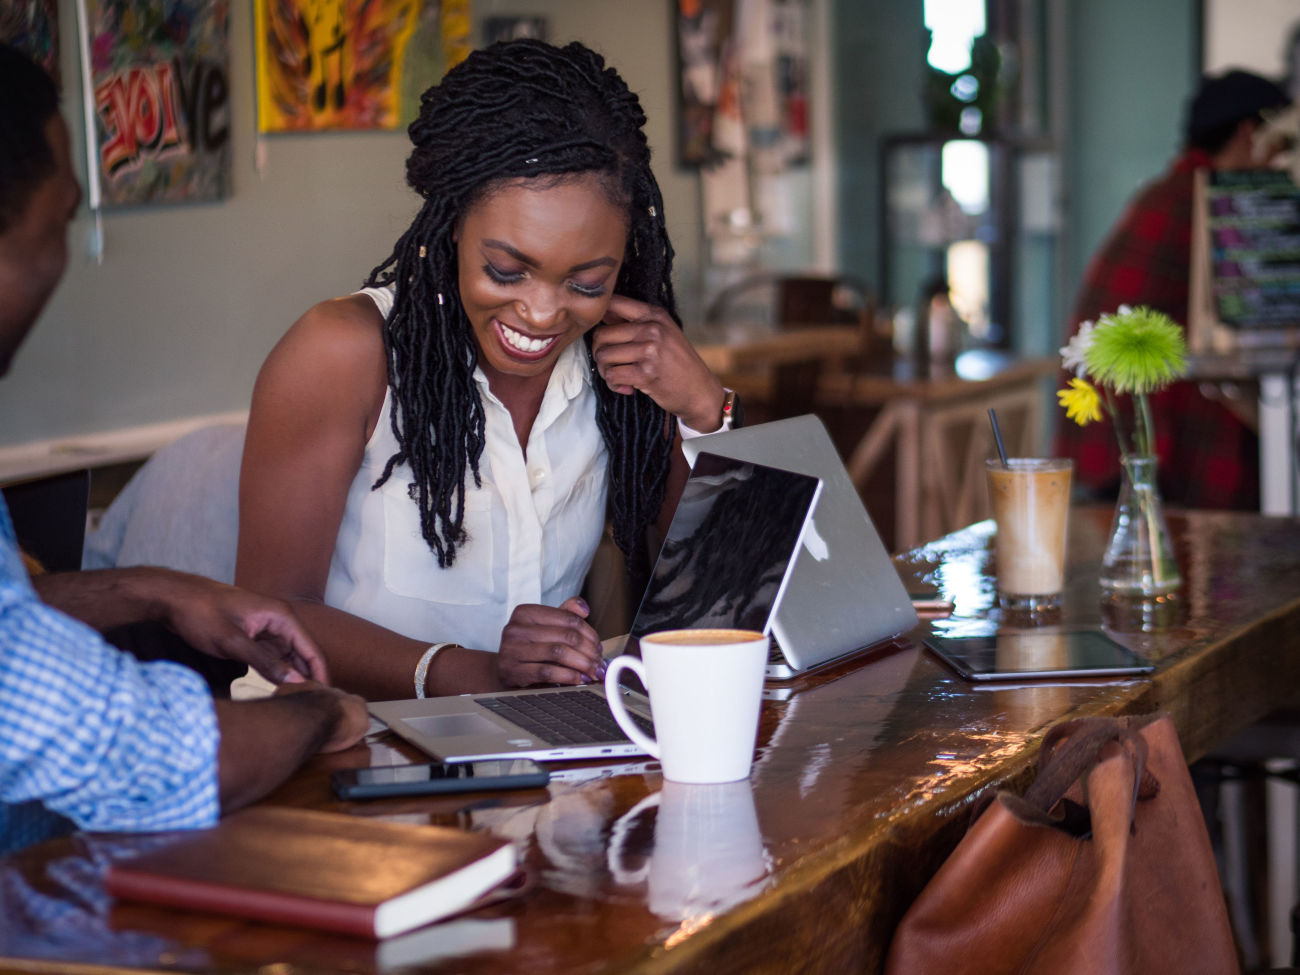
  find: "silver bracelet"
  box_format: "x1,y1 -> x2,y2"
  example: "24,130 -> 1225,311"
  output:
414,643 -> 452,699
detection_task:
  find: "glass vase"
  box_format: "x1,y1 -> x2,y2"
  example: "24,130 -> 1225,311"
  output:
1099,455 -> 1181,596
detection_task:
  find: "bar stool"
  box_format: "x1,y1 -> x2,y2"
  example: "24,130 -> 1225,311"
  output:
1195,710 -> 1300,972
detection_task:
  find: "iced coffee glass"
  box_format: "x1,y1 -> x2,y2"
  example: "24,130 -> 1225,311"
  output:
985,458 -> 1073,613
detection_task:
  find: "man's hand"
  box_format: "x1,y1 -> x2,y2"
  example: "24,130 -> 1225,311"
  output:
273,681 -> 370,753
215,680 -> 370,811
152,573 -> 329,685
33,566 -> 330,686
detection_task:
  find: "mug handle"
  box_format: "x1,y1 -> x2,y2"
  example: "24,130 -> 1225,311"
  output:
605,656 -> 659,759
606,792 -> 661,885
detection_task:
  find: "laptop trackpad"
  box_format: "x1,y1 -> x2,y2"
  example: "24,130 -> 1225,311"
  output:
403,712 -> 504,738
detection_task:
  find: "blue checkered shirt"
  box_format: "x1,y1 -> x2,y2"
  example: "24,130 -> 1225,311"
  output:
0,495 -> 219,849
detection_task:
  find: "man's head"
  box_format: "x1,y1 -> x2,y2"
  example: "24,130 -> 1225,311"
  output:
0,43 -> 81,377
1186,68 -> 1292,165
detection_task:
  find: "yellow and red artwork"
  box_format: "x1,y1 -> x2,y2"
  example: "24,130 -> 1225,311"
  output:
83,0 -> 231,205
255,0 -> 470,132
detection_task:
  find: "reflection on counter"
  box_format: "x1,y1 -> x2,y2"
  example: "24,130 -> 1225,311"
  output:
608,780 -> 771,922
1101,592 -> 1188,635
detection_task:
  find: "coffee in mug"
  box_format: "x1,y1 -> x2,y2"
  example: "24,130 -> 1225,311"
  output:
636,628 -> 759,645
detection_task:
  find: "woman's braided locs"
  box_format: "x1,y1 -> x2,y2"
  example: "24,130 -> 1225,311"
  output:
365,39 -> 679,570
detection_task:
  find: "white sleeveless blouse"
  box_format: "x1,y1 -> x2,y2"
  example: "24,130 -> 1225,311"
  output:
323,287 -> 609,653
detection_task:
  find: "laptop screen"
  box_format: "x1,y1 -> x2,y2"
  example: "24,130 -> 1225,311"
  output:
626,451 -> 821,646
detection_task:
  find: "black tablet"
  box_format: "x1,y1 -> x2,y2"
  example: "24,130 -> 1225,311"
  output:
922,629 -> 1154,681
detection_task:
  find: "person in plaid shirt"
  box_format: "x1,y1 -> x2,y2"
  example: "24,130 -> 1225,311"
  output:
1057,70 -> 1291,510
0,44 -> 368,854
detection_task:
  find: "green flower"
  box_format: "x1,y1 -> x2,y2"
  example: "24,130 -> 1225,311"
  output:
1083,306 -> 1187,394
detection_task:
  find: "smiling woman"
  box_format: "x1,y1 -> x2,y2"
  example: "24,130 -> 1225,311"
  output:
235,39 -> 729,702
457,175 -> 628,399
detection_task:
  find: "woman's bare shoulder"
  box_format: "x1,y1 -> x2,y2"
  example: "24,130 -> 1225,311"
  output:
268,293 -> 386,373
280,293 -> 385,361
254,293 -> 389,424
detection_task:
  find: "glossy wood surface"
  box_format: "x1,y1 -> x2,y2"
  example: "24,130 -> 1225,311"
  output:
3,509 -> 1299,975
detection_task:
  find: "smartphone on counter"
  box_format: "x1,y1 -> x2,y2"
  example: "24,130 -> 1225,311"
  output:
331,759 -> 549,800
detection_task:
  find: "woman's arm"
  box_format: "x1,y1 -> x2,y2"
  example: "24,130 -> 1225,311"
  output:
235,297 -> 603,698
235,297 -> 475,698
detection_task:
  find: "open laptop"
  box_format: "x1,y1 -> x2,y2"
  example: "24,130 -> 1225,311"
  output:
369,452 -> 822,762
682,415 -> 918,679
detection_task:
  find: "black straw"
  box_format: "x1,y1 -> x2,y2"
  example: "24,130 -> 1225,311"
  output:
988,408 -> 1009,467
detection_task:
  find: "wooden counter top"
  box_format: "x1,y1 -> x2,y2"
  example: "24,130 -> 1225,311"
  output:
2,508 -> 1298,974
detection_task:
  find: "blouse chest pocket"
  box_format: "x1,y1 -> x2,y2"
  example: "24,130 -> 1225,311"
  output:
540,468 -> 607,595
381,479 -> 496,606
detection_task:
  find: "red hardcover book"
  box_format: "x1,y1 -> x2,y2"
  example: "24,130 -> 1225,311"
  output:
104,806 -> 517,939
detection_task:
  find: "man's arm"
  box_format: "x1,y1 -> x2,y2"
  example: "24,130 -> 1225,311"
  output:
32,567 -> 328,684
33,565 -> 197,631
214,683 -> 369,812
33,567 -> 371,810
1,590 -> 368,829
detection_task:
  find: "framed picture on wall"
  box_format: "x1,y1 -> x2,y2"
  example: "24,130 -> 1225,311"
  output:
674,0 -> 811,168
79,0 -> 231,206
254,0 -> 471,133
675,0 -> 734,166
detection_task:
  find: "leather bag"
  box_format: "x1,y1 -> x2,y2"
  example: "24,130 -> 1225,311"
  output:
885,713 -> 1239,975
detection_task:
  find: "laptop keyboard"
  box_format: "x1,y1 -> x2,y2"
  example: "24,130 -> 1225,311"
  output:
768,634 -> 785,665
477,691 -> 654,746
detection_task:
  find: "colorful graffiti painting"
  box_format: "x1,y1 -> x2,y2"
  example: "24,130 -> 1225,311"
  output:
0,0 -> 60,83
255,0 -> 469,132
83,0 -> 231,206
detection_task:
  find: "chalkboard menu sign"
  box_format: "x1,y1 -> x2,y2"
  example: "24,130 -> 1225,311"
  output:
1205,169 -> 1300,331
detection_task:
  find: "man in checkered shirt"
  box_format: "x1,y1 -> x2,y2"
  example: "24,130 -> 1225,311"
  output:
1057,70 -> 1291,510
0,44 -> 368,854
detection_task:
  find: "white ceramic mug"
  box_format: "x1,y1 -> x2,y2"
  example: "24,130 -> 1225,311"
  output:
604,627 -> 768,783
607,780 -> 770,920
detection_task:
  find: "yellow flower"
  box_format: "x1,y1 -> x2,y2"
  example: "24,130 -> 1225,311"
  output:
1057,378 -> 1102,426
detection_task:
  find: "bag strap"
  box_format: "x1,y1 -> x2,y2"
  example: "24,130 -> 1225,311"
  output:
998,716 -> 1159,834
